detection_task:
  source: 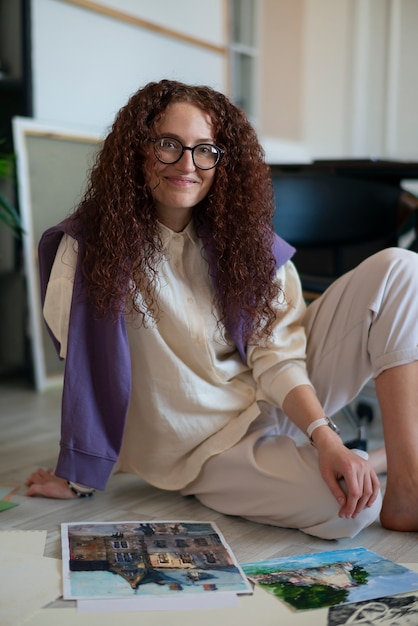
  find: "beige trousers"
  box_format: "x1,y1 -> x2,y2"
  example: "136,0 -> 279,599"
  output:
181,248 -> 418,539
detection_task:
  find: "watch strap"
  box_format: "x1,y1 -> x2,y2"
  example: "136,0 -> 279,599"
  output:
306,417 -> 340,446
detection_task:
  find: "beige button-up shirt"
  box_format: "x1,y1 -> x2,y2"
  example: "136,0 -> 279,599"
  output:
44,222 -> 311,489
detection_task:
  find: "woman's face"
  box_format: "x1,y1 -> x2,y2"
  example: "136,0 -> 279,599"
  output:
147,102 -> 217,232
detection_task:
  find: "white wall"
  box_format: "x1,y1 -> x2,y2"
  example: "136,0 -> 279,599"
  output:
91,0 -> 225,45
303,0 -> 357,158
30,0 -> 418,160
31,0 -> 227,135
385,0 -> 418,159
261,0 -> 418,161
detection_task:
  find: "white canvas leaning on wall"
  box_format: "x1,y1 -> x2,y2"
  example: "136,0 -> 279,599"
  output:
12,117 -> 102,391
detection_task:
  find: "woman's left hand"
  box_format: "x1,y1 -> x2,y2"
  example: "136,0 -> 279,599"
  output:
25,467 -> 77,499
314,429 -> 381,518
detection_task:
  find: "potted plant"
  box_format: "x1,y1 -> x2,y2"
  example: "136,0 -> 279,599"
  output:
0,146 -> 26,378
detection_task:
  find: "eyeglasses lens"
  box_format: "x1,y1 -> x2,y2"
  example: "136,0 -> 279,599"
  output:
154,138 -> 220,170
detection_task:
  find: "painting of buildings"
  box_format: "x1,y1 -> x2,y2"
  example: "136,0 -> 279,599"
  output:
62,521 -> 251,599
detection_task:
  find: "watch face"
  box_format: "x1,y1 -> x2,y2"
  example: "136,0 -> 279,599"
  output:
327,417 -> 340,434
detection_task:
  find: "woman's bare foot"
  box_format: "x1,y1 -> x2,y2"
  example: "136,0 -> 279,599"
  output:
25,468 -> 76,499
368,446 -> 387,475
380,476 -> 418,532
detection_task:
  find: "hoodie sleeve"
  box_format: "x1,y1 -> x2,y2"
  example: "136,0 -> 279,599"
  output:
38,221 -> 132,490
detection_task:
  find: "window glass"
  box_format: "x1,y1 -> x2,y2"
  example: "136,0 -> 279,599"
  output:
230,0 -> 258,123
232,0 -> 256,46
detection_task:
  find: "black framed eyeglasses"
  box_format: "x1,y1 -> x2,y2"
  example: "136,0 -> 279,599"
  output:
150,137 -> 225,170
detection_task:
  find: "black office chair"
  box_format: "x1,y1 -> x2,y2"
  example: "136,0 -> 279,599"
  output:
272,173 -> 417,298
270,170 -> 418,448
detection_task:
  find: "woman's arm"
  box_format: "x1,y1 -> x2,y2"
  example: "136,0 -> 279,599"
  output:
43,233 -> 78,359
282,384 -> 380,519
249,261 -> 380,518
25,235 -> 98,499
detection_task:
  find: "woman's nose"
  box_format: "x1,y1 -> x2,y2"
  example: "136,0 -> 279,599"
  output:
176,147 -> 196,170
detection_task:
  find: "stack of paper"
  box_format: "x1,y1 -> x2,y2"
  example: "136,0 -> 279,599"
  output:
0,530 -> 61,626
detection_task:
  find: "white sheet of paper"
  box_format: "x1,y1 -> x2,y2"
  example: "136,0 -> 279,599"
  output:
78,591 -> 238,612
0,551 -> 62,626
0,531 -> 61,626
19,585 -> 307,626
0,529 -> 47,555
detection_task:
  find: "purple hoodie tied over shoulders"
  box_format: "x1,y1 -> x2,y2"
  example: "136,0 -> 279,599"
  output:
38,218 -> 295,490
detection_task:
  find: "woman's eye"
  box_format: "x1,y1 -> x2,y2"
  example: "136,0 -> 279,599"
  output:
197,145 -> 212,155
161,139 -> 178,150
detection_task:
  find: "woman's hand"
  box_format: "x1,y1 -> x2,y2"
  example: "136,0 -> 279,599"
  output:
313,428 -> 381,519
282,385 -> 381,518
25,468 -> 76,499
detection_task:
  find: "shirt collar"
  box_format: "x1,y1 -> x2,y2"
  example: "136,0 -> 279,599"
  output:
158,220 -> 199,248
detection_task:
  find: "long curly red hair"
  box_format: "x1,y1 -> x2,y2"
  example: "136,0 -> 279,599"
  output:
71,79 -> 283,343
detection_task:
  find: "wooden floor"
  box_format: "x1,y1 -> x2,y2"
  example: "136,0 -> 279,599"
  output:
1,377 -> 417,568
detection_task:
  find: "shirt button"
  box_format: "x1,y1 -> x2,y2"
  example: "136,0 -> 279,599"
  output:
187,297 -> 194,304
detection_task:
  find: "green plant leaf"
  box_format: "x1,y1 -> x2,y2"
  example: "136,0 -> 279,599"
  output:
0,146 -> 23,238
0,191 -> 25,238
0,151 -> 14,179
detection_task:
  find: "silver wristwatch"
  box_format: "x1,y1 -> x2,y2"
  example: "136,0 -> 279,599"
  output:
306,416 -> 340,446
